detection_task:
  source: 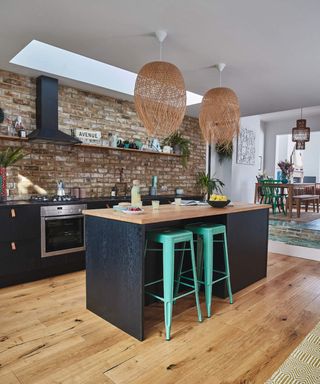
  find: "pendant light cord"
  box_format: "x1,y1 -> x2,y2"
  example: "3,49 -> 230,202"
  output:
159,41 -> 163,61
219,70 -> 222,87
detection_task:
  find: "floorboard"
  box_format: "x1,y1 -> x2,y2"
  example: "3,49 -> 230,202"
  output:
0,253 -> 319,384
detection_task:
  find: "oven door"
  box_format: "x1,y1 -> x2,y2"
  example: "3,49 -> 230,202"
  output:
41,214 -> 85,257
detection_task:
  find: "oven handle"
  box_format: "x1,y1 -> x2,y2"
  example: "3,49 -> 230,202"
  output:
44,214 -> 84,221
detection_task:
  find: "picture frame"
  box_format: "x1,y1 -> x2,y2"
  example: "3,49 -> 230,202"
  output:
237,127 -> 256,165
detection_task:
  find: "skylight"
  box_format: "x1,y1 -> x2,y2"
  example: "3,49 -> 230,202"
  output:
10,40 -> 202,106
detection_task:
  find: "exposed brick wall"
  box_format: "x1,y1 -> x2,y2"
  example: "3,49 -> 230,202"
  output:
0,70 -> 206,197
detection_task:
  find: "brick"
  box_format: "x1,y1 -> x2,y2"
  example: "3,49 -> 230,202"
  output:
0,69 -> 205,197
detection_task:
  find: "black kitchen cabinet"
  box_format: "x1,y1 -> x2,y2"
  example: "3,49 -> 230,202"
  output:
0,205 -> 40,241
0,195 -> 201,288
0,238 -> 41,275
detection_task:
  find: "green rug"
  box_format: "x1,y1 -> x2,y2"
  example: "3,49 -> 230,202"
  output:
266,321 -> 320,383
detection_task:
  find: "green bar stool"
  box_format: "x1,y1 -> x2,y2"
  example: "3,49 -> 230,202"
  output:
144,229 -> 202,340
176,224 -> 233,318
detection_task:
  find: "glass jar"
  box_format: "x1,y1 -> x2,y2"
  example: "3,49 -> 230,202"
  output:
131,180 -> 141,206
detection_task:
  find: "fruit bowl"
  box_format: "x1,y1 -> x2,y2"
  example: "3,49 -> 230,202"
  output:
207,200 -> 231,208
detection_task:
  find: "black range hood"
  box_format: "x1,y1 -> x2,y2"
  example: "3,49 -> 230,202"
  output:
27,76 -> 82,145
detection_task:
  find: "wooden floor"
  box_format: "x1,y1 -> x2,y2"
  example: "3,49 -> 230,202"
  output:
0,253 -> 319,384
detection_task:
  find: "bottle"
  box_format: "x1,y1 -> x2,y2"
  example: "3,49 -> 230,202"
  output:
111,186 -> 117,197
131,180 -> 141,206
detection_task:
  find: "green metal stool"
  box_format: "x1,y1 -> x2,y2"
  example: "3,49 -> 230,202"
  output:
176,224 -> 233,318
144,229 -> 202,340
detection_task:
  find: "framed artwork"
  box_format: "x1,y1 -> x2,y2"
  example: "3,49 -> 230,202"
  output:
237,127 -> 256,165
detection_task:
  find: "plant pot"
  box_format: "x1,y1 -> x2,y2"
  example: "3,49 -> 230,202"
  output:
173,144 -> 181,155
0,167 -> 7,200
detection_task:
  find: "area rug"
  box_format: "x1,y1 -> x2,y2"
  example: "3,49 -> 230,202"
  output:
269,211 -> 320,224
265,321 -> 320,383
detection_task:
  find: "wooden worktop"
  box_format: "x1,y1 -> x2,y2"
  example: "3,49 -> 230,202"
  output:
83,202 -> 270,225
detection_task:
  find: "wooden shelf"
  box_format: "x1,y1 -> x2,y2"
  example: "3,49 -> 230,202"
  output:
0,134 -> 27,142
76,143 -> 181,157
0,134 -> 181,158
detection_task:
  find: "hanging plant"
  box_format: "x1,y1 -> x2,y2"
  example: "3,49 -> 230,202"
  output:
215,142 -> 233,163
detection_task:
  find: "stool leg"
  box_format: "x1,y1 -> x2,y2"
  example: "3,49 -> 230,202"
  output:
222,229 -> 233,304
203,234 -> 213,317
189,239 -> 202,323
196,235 -> 204,283
173,242 -> 186,301
163,241 -> 174,341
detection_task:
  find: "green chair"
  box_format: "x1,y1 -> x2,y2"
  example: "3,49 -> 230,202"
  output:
175,224 -> 233,318
260,179 -> 287,214
144,229 -> 202,340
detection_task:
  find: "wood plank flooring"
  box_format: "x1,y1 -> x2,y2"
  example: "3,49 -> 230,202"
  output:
0,252 -> 319,384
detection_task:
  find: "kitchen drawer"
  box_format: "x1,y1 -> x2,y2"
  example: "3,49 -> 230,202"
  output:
0,205 -> 40,241
0,238 -> 41,276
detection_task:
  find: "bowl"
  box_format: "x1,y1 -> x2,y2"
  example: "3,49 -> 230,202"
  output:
207,199 -> 231,208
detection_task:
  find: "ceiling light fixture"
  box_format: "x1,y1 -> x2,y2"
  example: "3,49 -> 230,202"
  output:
134,30 -> 186,136
199,63 -> 240,144
292,108 -> 310,150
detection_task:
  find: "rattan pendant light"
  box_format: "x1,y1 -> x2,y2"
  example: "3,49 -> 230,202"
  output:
199,63 -> 240,145
292,108 -> 310,150
134,30 -> 186,136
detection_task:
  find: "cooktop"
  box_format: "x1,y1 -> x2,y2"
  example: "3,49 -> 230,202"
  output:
30,194 -> 79,202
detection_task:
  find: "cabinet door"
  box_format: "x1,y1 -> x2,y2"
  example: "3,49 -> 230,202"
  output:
0,205 -> 40,241
0,238 -> 41,276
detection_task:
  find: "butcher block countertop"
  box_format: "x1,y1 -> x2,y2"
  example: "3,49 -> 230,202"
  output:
83,202 -> 270,225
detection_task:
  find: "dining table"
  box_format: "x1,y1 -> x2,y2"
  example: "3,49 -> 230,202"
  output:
254,182 -> 316,218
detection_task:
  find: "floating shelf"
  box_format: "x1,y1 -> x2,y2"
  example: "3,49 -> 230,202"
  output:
0,135 -> 181,157
76,143 -> 181,157
0,134 -> 27,142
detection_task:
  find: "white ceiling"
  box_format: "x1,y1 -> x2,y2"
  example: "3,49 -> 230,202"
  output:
1,0 -> 320,118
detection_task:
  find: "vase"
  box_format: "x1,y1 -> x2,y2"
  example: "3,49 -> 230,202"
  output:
0,167 -> 7,200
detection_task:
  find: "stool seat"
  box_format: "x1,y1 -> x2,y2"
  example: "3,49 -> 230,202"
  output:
147,229 -> 194,243
144,228 -> 202,340
187,223 -> 226,236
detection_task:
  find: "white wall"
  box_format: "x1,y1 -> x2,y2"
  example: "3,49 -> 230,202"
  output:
210,115 -> 264,203
264,115 -> 320,177
231,115 -> 264,202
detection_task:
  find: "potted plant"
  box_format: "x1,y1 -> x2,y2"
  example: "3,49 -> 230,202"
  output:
215,142 -> 233,163
162,131 -> 191,167
196,171 -> 225,200
0,147 -> 25,200
277,160 -> 294,183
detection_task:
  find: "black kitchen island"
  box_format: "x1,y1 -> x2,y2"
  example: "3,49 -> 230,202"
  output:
84,203 -> 269,341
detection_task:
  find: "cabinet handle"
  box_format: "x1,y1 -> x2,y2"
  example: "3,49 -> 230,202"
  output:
11,208 -> 16,218
11,242 -> 16,251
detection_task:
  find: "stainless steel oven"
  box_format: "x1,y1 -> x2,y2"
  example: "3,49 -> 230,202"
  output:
41,204 -> 87,258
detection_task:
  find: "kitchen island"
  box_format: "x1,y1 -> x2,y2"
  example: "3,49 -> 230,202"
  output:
84,203 -> 269,340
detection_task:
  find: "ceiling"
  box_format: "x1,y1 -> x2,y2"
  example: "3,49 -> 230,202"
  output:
1,0 -> 320,118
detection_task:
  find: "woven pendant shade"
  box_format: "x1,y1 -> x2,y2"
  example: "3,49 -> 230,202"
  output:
134,61 -> 186,136
199,87 -> 240,144
292,119 -> 310,143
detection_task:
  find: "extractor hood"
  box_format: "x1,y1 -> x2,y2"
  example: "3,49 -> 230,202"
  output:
27,76 -> 82,145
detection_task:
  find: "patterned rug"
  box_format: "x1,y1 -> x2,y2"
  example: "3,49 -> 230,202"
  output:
269,211 -> 320,224
266,321 -> 320,383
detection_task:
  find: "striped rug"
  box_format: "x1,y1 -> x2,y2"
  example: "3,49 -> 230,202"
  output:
266,321 -> 320,383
